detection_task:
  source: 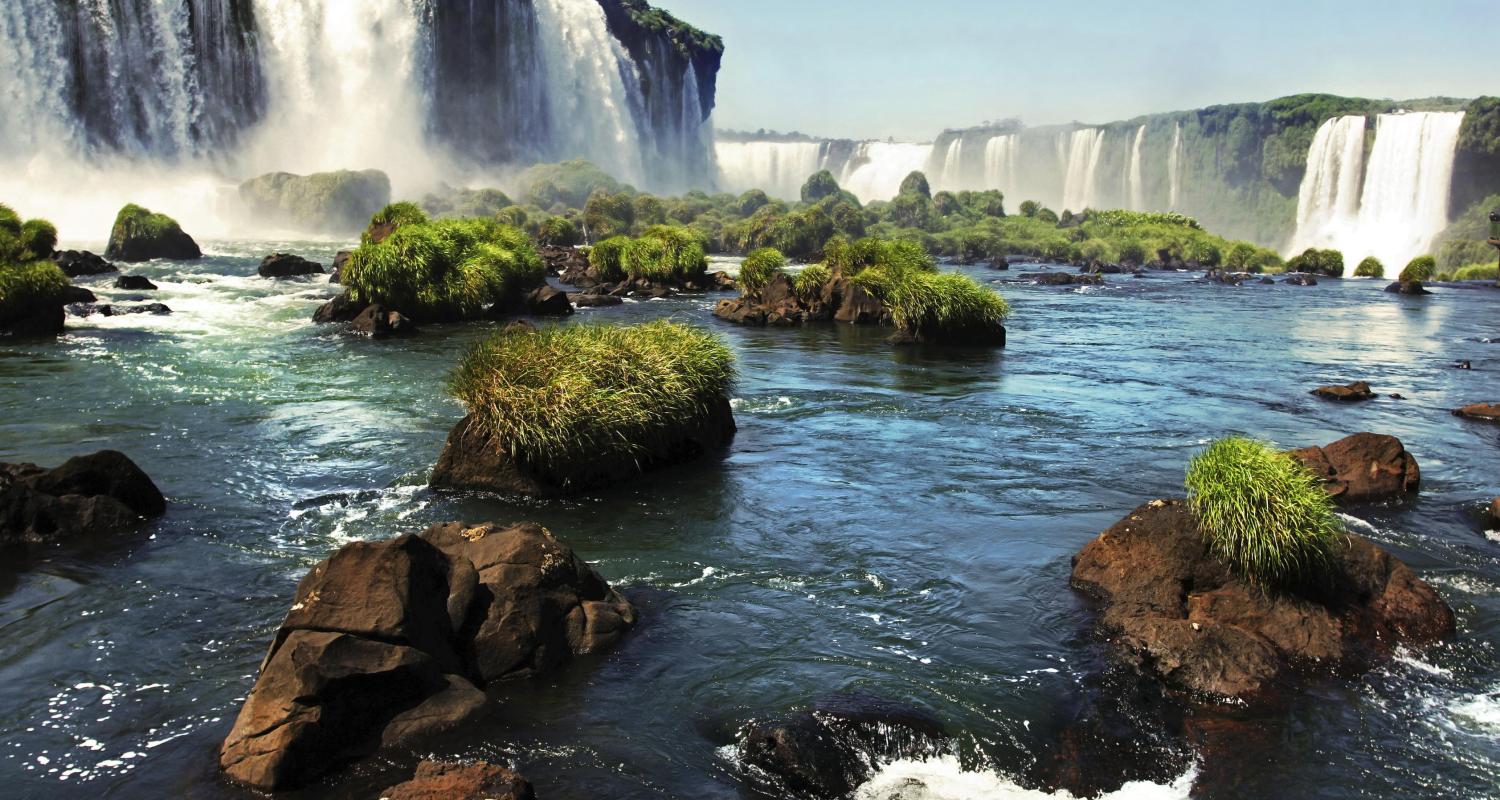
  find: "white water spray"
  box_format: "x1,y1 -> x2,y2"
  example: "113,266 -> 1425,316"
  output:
714,141 -> 826,200
1061,128 -> 1105,211
1167,123 -> 1182,210
983,135 -> 1018,194
842,142 -> 936,203
1128,125 -> 1146,210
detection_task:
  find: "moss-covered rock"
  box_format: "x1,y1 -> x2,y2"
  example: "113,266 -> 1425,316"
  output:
239,170 -> 391,234
105,204 -> 201,262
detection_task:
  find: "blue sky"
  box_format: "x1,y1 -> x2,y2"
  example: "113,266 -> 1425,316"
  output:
664,0 -> 1495,140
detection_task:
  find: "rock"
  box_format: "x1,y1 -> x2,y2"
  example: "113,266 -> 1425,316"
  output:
830,279 -> 889,324
219,522 -> 633,790
1490,497 -> 1500,525
52,249 -> 117,277
100,303 -> 172,316
711,270 -> 738,291
238,170 -> 391,234
350,304 -> 418,338
1454,403 -> 1500,423
524,285 -> 573,316
1023,272 -> 1102,286
538,244 -> 588,276
0,451 -> 166,555
113,275 -> 157,291
569,293 -> 622,307
1289,433 -> 1420,503
1385,280 -> 1431,295
1310,381 -> 1375,402
329,251 -> 350,284
60,286 -> 97,304
258,253 -> 324,279
990,256 -> 1010,270
104,204 -> 201,262
1087,261 -> 1127,274
379,760 -> 535,800
1070,500 -> 1454,703
0,302 -> 64,336
736,693 -> 947,799
313,291 -> 365,323
430,397 -> 736,497
1281,273 -> 1319,286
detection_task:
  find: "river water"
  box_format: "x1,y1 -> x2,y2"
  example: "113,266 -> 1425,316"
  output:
0,245 -> 1497,799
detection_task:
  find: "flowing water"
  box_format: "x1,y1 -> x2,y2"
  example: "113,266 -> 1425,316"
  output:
1,247 -> 1498,799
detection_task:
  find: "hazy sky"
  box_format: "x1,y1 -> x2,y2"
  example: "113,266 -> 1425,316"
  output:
665,0 -> 1495,141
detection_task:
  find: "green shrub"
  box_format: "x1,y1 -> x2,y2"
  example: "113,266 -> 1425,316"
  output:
737,189 -> 771,217
1437,263 -> 1499,281
1400,255 -> 1436,282
1079,238 -> 1118,264
1036,208 -> 1060,225
448,320 -> 735,477
622,226 -> 708,282
422,187 -> 512,219
852,268 -> 1010,337
342,217 -> 543,320
793,264 -> 831,301
364,202 -> 429,245
801,170 -> 841,203
588,236 -> 631,282
1353,257 -> 1385,278
898,171 -> 931,199
1286,247 -> 1344,277
1185,437 -> 1341,589
0,259 -> 71,325
582,189 -> 635,241
1019,200 -> 1040,218
17,219 -> 57,260
739,247 -> 786,293
537,216 -> 581,247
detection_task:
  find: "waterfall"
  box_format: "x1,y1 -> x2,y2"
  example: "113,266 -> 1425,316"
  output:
938,138 -> 964,190
1290,111 -> 1465,273
532,0 -> 645,183
1061,128 -> 1105,211
1128,125 -> 1146,210
983,135 -> 1017,193
714,141 -> 827,200
1167,123 -> 1182,209
841,142 -> 936,203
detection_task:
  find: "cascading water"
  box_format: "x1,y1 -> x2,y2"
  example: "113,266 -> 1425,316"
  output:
1291,111 -> 1464,273
715,141 -> 827,200
1061,128 -> 1105,211
1167,123 -> 1182,210
1128,125 -> 1146,210
841,142 -> 936,203
938,139 -> 964,190
983,135 -> 1018,195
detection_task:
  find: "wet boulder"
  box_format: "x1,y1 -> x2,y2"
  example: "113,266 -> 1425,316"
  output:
0,451 -> 166,555
52,249 -> 117,277
1281,273 -> 1319,286
329,250 -> 350,284
313,290 -> 365,324
113,275 -> 157,291
239,170 -> 391,235
1385,280 -> 1431,295
350,304 -> 418,338
538,244 -> 588,277
379,760 -> 535,800
258,253 -> 324,279
1454,403 -> 1500,423
1070,499 -> 1453,704
569,292 -> 622,307
104,204 -> 201,262
100,302 -> 172,316
524,285 -> 573,317
1310,381 -> 1375,402
1023,272 -> 1102,286
1490,497 -> 1500,525
219,521 -> 634,790
1289,433 -> 1419,503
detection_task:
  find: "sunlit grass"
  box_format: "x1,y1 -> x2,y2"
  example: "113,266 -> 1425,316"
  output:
342,217 -> 542,320
738,247 -> 785,293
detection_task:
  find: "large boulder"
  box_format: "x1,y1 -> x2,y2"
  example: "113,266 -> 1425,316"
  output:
313,290 -> 365,324
1384,280 -> 1431,295
1070,500 -> 1453,703
258,253 -> 325,279
52,250 -> 117,277
105,204 -> 201,262
238,170 -> 392,235
1454,403 -> 1500,423
524,285 -> 573,317
379,760 -> 535,800
0,451 -> 166,555
350,304 -> 418,339
1310,381 -> 1375,402
1289,433 -> 1419,503
219,522 -> 634,790
114,275 -> 157,291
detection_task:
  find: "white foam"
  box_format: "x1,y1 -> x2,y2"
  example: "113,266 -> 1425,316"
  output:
853,756 -> 1196,799
1448,687 -> 1500,737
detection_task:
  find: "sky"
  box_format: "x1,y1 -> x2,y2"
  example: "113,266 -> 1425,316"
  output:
663,0 -> 1496,141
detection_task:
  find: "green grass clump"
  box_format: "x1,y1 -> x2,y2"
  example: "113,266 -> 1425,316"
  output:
448,320 -> 736,478
109,204 -> 184,246
1434,262 -> 1499,281
364,202 -> 429,245
1,204 -> 58,264
738,247 -> 786,293
1353,256 -> 1384,278
622,225 -> 708,282
1286,247 -> 1345,277
588,236 -> 631,282
793,264 -> 831,301
855,269 -> 1011,337
0,259 -> 71,323
342,217 -> 543,320
1400,255 -> 1436,283
1185,437 -> 1342,589
537,216 -> 581,247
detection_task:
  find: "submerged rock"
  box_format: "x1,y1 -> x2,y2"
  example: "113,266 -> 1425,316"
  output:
1385,280 -> 1431,295
52,249 -> 117,277
350,304 -> 418,338
1281,273 -> 1319,286
1070,499 -> 1453,704
1454,403 -> 1500,423
0,451 -> 166,556
379,760 -> 535,800
569,292 -> 623,307
1310,381 -> 1375,402
1289,432 -> 1419,503
1023,272 -> 1102,286
219,521 -> 635,790
258,253 -> 324,279
113,275 -> 157,291
100,302 -> 172,316
313,290 -> 364,323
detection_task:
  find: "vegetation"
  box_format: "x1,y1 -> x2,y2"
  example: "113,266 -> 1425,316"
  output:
621,225 -> 708,282
1400,255 -> 1437,283
793,264 -> 830,301
1434,263 -> 1499,282
0,204 -> 70,327
448,320 -> 735,477
834,236 -> 1010,340
537,216 -> 581,247
1352,257 -> 1385,279
364,202 -> 429,244
520,159 -> 623,210
738,247 -> 786,293
612,0 -> 724,59
588,236 -> 631,282
110,204 -> 181,244
1185,437 -> 1342,589
1286,248 -> 1345,277
422,187 -> 512,219
238,169 -> 390,233
342,217 -> 543,320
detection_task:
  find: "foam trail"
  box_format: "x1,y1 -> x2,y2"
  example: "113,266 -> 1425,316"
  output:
854,757 -> 1196,800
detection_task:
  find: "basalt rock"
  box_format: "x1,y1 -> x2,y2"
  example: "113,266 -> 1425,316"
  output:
219,522 -> 635,790
100,302 -> 172,316
0,451 -> 166,556
1289,433 -> 1419,503
105,206 -> 202,262
258,253 -> 325,279
569,292 -> 623,307
538,244 -> 588,276
52,250 -> 117,277
1454,403 -> 1500,423
1310,381 -> 1376,402
1490,497 -> 1500,525
0,301 -> 65,337
350,304 -> 418,338
379,760 -> 535,800
1281,273 -> 1319,286
113,275 -> 157,291
430,398 -> 736,497
1070,499 -> 1454,704
1385,280 -> 1431,295
525,285 -> 573,317
313,291 -> 364,323
329,251 -> 350,284
1024,272 -> 1103,286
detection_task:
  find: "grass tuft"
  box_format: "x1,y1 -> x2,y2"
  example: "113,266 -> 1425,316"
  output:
622,225 -> 708,282
738,247 -> 786,293
1399,255 -> 1436,283
1185,437 -> 1342,589
1353,256 -> 1384,279
342,217 -> 542,320
793,264 -> 831,301
448,321 -> 736,477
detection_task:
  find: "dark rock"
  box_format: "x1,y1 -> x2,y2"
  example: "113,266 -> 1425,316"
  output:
60,286 -> 97,304
990,256 -> 1010,270
1385,281 -> 1431,295
1070,499 -> 1454,703
736,693 -> 948,799
1023,272 -> 1102,286
1454,403 -> 1500,423
711,270 -> 738,290
1281,273 -> 1319,286
1289,433 -> 1420,503
0,451 -> 166,555
329,251 -> 350,284
569,293 -> 623,307
1258,276 -> 1275,284
105,207 -> 201,262
0,303 -> 64,337
219,522 -> 633,790
525,285 -> 573,316
52,250 -> 117,277
349,304 -> 418,338
1489,498 -> 1500,525
100,303 -> 172,316
313,291 -> 364,324
1310,381 -> 1376,402
1389,393 -> 1405,400
1087,261 -> 1127,274
114,275 -> 157,291
258,253 -> 324,279
538,244 -> 588,276
379,760 -> 535,800
430,397 -> 736,497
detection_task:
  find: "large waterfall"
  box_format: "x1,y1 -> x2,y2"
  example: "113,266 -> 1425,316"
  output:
0,0 -> 718,238
983,135 -> 1019,196
715,139 -> 935,203
1061,128 -> 1106,211
1291,111 -> 1465,273
714,141 -> 827,200
1128,126 -> 1146,211
1167,123 -> 1182,210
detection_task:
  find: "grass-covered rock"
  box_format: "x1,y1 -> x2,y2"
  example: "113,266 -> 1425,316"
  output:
587,236 -> 631,283
339,217 -> 544,322
431,321 -> 737,495
1399,255 -> 1436,283
1,204 -> 72,336
1185,437 -> 1341,588
845,240 -> 1009,346
363,202 -> 429,246
239,170 -> 391,234
738,247 -> 786,294
1353,257 -> 1385,278
621,225 -> 708,283
1285,247 -> 1344,277
105,204 -> 201,262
